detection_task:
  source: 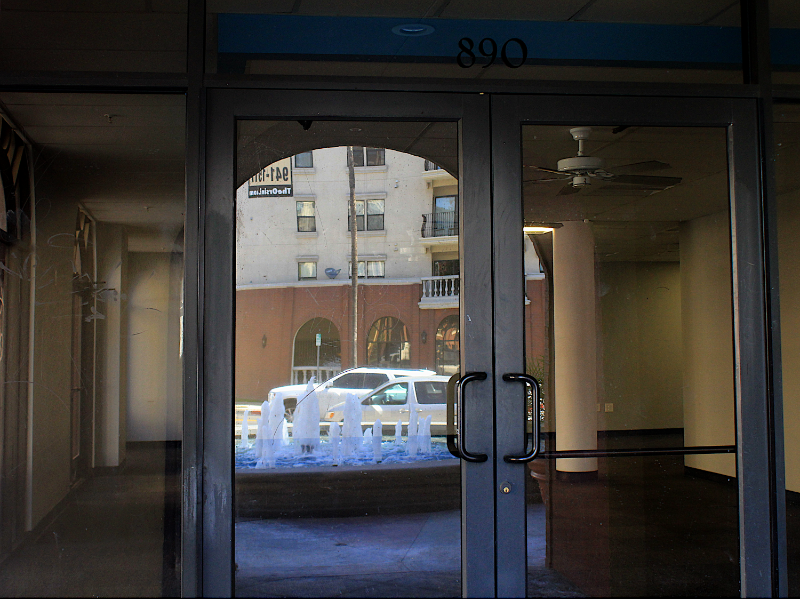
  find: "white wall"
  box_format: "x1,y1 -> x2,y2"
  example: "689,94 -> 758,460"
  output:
680,211 -> 736,477
597,261 -> 683,431
237,148 -> 434,285
94,224 -> 128,467
28,189 -> 78,526
126,252 -> 182,441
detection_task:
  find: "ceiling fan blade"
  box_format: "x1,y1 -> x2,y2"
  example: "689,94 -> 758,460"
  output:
581,187 -> 651,197
525,165 -> 564,176
523,177 -> 570,184
611,174 -> 682,188
557,183 -> 581,196
609,160 -> 672,174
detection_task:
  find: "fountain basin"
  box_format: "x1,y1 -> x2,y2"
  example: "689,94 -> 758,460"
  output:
236,460 -> 460,519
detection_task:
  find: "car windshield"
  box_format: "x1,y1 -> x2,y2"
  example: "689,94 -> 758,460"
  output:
329,373 -> 363,388
362,373 -> 390,389
363,382 -> 408,406
329,372 -> 390,389
414,381 -> 447,404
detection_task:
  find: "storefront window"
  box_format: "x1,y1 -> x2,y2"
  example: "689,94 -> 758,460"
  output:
0,93 -> 185,597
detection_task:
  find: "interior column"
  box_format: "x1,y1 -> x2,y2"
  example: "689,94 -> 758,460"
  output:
553,220 -> 598,474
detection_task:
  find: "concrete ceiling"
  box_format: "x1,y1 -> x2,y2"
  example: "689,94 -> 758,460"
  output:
208,0 -> 744,25
522,125 -> 730,262
1,92 -> 793,263
0,92 -> 185,252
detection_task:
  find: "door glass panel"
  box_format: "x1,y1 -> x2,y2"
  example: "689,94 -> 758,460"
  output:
775,102 -> 800,596
234,121 -> 461,597
206,1 -> 743,84
521,125 -> 739,596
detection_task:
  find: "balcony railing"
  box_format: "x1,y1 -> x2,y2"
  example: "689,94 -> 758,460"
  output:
292,366 -> 340,385
421,211 -> 458,238
424,160 -> 442,171
420,275 -> 460,306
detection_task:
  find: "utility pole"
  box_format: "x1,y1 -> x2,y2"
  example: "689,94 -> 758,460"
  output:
347,146 -> 358,367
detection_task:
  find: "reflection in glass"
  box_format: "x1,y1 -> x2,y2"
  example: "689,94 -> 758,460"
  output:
234,127 -> 460,597
522,125 -> 738,596
0,93 -> 185,597
775,103 -> 800,596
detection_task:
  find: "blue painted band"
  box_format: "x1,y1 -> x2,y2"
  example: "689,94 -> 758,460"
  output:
217,14 -> 800,68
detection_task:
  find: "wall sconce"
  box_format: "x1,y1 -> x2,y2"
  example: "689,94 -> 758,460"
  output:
421,331 -> 427,344
262,334 -> 267,348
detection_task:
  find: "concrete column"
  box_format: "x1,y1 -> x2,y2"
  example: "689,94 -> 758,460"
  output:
553,221 -> 598,473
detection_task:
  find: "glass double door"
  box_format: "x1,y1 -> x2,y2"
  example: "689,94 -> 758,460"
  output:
203,90 -> 775,597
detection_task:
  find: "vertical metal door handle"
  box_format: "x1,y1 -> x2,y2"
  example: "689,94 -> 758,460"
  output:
446,373 -> 461,459
502,373 -> 541,463
446,371 -> 488,463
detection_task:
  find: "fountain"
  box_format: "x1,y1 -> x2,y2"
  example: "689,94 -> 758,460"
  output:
407,410 -> 419,456
372,419 -> 382,463
239,408 -> 251,449
293,379 -> 320,454
329,421 -> 341,464
420,415 -> 432,453
341,393 -> 363,457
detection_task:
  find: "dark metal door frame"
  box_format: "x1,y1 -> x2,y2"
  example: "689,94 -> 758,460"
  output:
490,94 -> 783,597
200,89 -> 783,598
202,89 -> 495,597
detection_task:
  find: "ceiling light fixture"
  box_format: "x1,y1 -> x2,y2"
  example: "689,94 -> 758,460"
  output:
391,24 -> 435,37
523,226 -> 555,234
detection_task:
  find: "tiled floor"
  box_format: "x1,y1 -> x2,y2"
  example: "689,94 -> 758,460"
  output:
0,443 -> 180,598
1,440 -> 798,598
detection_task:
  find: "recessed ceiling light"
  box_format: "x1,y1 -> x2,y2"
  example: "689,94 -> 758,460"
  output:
523,226 -> 554,234
349,127 -> 362,132
391,24 -> 435,37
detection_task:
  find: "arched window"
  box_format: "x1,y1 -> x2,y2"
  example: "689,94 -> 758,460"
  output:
435,315 -> 459,376
366,317 -> 410,367
293,318 -> 341,383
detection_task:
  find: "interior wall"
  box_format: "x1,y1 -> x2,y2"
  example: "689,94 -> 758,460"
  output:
94,224 -> 128,468
28,186 -> 78,527
778,188 -> 800,493
680,210 -> 736,477
597,261 -> 683,431
126,252 -> 182,441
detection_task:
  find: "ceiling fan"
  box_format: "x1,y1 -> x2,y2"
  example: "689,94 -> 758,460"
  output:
524,127 -> 682,196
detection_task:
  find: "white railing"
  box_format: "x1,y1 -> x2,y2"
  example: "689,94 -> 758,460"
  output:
420,275 -> 460,305
292,366 -> 339,385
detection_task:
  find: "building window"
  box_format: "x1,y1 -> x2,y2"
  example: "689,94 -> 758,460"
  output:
298,261 -> 317,280
366,317 -> 410,367
433,259 -> 459,277
296,200 -> 316,232
349,260 -> 385,278
435,315 -> 460,376
294,151 -> 313,168
347,199 -> 385,231
348,146 -> 385,167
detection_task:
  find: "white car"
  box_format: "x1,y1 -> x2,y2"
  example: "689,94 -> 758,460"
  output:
267,367 -> 437,420
323,375 -> 451,434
